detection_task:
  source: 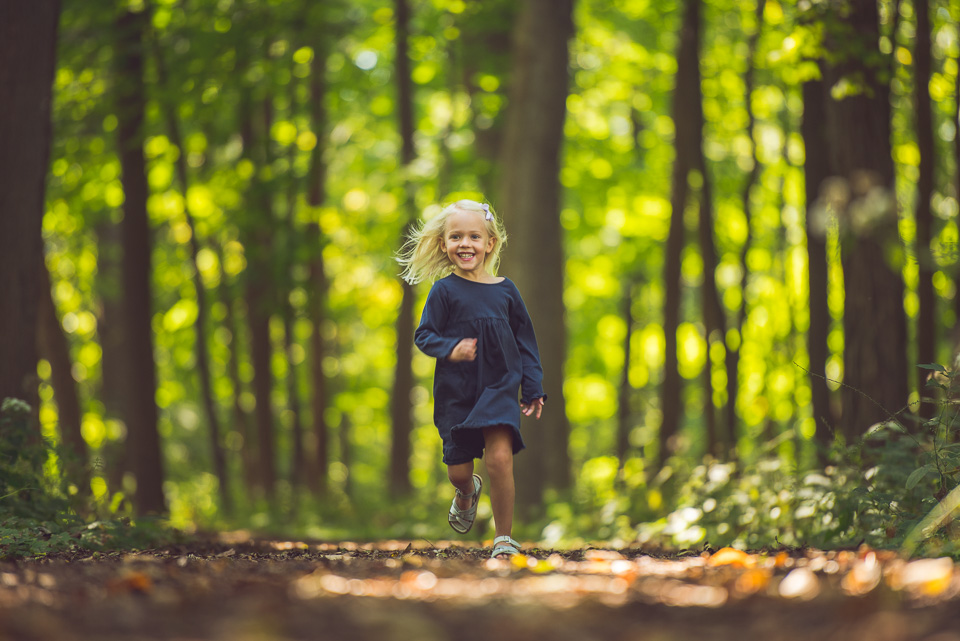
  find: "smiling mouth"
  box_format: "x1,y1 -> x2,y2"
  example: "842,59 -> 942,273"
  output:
457,252 -> 475,260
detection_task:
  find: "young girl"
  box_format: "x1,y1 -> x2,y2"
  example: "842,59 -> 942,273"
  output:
398,199 -> 546,559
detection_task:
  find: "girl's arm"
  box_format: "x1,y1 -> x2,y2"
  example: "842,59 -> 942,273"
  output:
414,283 -> 463,360
510,288 -> 547,405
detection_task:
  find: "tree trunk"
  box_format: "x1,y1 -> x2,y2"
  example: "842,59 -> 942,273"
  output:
305,37 -> 330,496
389,0 -> 416,497
697,166 -> 723,459
658,0 -> 701,471
218,267 -> 257,496
114,8 -> 166,515
245,110 -> 278,500
0,1 -> 59,416
37,257 -> 89,492
93,222 -> 129,493
823,0 -> 908,437
955,40 -> 960,354
459,0 -> 520,195
725,0 -> 766,459
616,278 -> 639,470
913,0 -> 936,400
801,74 -> 836,459
498,0 -> 574,509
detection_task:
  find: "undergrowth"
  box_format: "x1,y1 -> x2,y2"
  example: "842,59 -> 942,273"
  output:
618,363 -> 960,558
0,398 -> 176,560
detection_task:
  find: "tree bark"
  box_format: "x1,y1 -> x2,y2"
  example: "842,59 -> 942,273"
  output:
305,36 -> 330,496
823,0 -> 908,437
955,37 -> 960,354
0,1 -> 60,416
658,0 -> 701,470
696,162 -> 723,459
114,8 -> 166,515
724,0 -> 766,459
93,222 -> 129,493
389,0 -> 416,497
913,0 -> 936,400
459,0 -> 520,195
244,99 -> 278,500
217,266 -> 257,495
498,0 -> 574,508
801,74 -> 836,458
616,278 -> 639,470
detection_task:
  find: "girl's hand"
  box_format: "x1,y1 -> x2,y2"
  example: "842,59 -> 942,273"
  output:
448,338 -> 477,362
521,397 -> 545,419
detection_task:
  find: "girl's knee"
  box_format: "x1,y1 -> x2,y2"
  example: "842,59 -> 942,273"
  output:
447,463 -> 473,485
484,445 -> 513,477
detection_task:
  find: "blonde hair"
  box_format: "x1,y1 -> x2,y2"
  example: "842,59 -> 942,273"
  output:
398,199 -> 507,285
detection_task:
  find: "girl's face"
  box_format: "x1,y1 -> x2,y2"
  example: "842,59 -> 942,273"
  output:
440,209 -> 496,280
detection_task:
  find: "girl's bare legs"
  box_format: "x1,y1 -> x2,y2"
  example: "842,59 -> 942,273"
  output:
448,461 -> 477,510
481,425 -> 515,538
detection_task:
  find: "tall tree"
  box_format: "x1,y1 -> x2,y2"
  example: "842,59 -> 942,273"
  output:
499,0 -> 575,508
616,277 -> 640,470
724,0 -> 767,458
956,16 -> 960,351
913,0 -> 936,398
801,71 -> 837,458
458,0 -> 520,195
305,14 -> 331,496
0,1 -> 60,414
114,7 -> 166,515
389,0 -> 417,497
822,0 -> 908,436
658,0 -> 701,470
235,20 -> 279,499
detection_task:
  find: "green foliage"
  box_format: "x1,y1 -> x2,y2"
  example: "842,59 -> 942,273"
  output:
545,363 -> 960,557
0,399 -> 176,560
0,398 -> 70,521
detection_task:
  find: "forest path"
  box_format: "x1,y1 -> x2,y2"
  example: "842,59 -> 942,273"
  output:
1,536 -> 959,641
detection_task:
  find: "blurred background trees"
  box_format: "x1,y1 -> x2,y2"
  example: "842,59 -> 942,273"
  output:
4,0 -> 960,550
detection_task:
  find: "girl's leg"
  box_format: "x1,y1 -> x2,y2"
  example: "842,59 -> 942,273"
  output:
447,461 -> 476,510
481,426 -> 515,538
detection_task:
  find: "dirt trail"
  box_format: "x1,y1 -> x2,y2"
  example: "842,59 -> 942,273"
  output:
1,538 -> 959,641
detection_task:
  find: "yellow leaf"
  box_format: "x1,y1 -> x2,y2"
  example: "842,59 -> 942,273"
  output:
708,547 -> 753,568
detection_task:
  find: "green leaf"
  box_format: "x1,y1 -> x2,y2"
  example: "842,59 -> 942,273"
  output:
918,363 -> 947,372
905,464 -> 936,490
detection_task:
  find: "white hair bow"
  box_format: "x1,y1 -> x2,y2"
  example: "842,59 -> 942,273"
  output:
480,203 -> 493,221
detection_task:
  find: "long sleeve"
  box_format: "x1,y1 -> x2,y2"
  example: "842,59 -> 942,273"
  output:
509,292 -> 547,404
414,283 -> 462,360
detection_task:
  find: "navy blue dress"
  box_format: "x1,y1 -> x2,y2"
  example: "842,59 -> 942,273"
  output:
415,274 -> 546,465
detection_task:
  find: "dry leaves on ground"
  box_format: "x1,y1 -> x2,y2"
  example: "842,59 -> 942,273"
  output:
1,537 -> 959,641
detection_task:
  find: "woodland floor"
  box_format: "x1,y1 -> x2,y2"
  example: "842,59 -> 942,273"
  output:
1,534 -> 960,641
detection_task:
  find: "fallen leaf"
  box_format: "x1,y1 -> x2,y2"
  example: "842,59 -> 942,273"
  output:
733,568 -> 771,596
708,547 -> 752,568
107,571 -> 153,595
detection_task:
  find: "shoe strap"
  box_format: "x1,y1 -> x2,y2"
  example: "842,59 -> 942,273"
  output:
492,535 -> 519,548
456,475 -> 480,500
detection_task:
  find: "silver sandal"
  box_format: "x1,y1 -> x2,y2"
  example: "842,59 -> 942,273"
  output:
490,535 -> 521,559
448,474 -> 482,534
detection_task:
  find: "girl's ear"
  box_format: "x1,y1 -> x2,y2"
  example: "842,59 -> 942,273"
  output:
486,235 -> 497,253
